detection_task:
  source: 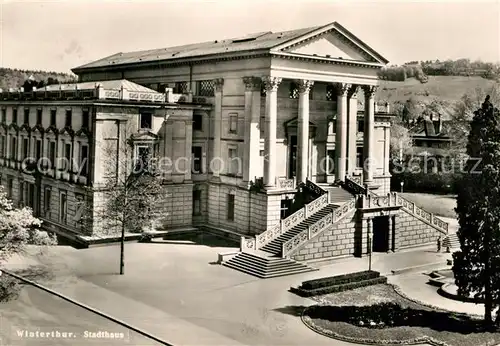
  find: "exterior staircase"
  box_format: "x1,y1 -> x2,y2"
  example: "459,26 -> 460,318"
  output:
222,252 -> 316,278
261,204 -> 338,256
443,233 -> 460,249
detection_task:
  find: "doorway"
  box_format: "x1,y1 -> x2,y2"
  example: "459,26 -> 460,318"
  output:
372,216 -> 389,252
288,135 -> 297,179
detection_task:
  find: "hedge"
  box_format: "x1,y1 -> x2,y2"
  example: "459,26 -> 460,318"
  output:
291,276 -> 388,297
301,270 -> 380,290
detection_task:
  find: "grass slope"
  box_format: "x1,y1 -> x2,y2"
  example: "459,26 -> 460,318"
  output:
377,76 -> 498,103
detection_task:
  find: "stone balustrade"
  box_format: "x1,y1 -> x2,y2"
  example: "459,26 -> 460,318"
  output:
361,192 -> 399,209
276,177 -> 296,190
397,194 -> 449,234
282,196 -> 358,258
240,236 -> 257,253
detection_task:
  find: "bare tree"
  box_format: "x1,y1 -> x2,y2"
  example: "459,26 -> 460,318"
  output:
88,122 -> 162,275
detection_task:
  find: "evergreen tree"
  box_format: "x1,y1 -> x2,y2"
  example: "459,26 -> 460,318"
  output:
453,95 -> 500,327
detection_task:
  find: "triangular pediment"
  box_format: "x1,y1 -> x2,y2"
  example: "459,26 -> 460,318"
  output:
271,22 -> 388,65
131,131 -> 158,141
284,118 -> 316,128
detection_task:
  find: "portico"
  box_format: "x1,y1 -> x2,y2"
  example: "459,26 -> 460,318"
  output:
244,75 -> 379,191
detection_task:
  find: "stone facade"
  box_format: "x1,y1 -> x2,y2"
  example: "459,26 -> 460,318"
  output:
396,209 -> 443,249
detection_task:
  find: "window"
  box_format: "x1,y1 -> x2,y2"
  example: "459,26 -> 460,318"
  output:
10,137 -> 17,160
35,139 -> 42,161
65,109 -> 72,127
260,150 -> 264,156
60,191 -> 67,223
80,144 -> 88,177
0,135 -> 4,157
82,109 -> 89,128
27,183 -> 34,209
7,178 -> 13,198
36,109 -> 42,125
44,187 -> 52,217
139,113 -> 152,130
49,141 -> 56,168
136,146 -> 150,171
356,147 -> 364,168
193,190 -> 201,216
357,120 -> 364,133
174,82 -> 189,94
227,193 -> 235,221
192,146 -> 202,174
12,109 -> 18,124
24,108 -> 30,124
197,80 -> 214,97
193,113 -> 203,131
19,181 -> 24,206
50,110 -> 56,126
326,84 -> 336,101
327,150 -> 335,174
22,138 -> 29,161
289,82 -> 299,99
228,148 -> 238,176
1,109 -> 5,123
64,143 -> 72,171
229,114 -> 237,134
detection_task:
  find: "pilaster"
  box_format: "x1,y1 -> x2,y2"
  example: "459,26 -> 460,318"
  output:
242,77 -> 262,185
185,119 -> 193,182
347,85 -> 359,175
362,85 -> 377,185
335,83 -> 350,182
387,214 -> 393,252
212,78 -> 224,180
393,214 -> 399,251
262,76 -> 282,188
297,79 -> 314,184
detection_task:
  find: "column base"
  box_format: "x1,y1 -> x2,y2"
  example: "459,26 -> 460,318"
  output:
210,176 -> 222,183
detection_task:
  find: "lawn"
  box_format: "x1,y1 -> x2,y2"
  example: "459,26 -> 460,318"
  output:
303,284 -> 499,346
400,192 -> 457,218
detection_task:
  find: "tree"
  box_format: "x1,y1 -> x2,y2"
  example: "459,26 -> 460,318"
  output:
0,185 -> 56,300
390,117 -> 413,161
453,95 -> 500,327
90,124 -> 163,275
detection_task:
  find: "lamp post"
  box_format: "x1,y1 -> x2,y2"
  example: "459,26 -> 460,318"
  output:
400,181 -> 404,193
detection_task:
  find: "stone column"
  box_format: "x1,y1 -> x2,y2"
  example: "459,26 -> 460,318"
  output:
387,214 -> 393,252
242,77 -> 262,185
362,85 -> 377,186
392,215 -> 398,251
296,79 -> 314,184
347,85 -> 359,175
185,120 -> 193,182
335,83 -> 350,182
212,78 -> 224,180
262,76 -> 282,188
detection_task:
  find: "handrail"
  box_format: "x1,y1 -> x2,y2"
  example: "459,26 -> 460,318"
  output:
397,194 -> 449,234
282,196 -> 358,258
254,179 -> 327,249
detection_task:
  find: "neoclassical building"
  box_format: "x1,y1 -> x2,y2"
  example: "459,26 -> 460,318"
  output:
1,22 -> 451,274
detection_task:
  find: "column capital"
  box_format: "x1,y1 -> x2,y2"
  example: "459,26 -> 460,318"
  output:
242,77 -> 261,92
296,79 -> 314,94
262,76 -> 282,93
214,78 -> 224,92
337,83 -> 352,96
348,85 -> 360,98
362,85 -> 378,97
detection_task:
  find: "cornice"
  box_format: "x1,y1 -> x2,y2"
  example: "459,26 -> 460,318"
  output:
270,52 -> 384,69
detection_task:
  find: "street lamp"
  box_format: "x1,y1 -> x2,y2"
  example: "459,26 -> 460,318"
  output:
400,181 -> 404,193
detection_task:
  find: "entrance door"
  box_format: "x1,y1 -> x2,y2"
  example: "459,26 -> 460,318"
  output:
372,216 -> 389,252
288,135 -> 297,179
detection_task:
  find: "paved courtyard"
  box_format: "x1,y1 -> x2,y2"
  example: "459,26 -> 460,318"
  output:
2,233 -> 466,346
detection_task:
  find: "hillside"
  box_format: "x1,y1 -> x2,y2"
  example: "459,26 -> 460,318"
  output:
0,68 -> 76,90
376,76 -> 498,104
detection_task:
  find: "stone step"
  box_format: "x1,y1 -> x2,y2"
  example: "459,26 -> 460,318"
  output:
223,252 -> 316,278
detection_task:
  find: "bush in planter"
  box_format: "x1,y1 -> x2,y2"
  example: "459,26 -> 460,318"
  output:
301,270 -> 380,290
0,275 -> 20,302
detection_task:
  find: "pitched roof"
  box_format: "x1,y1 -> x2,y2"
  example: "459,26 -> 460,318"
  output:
73,22 -> 388,71
36,79 -> 159,94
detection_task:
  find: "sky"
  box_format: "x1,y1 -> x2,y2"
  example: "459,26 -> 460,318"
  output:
1,0 -> 499,74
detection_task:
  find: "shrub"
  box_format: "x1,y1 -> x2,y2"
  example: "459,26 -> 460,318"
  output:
301,270 -> 380,290
391,171 -> 460,194
292,276 -> 387,297
0,275 -> 20,302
